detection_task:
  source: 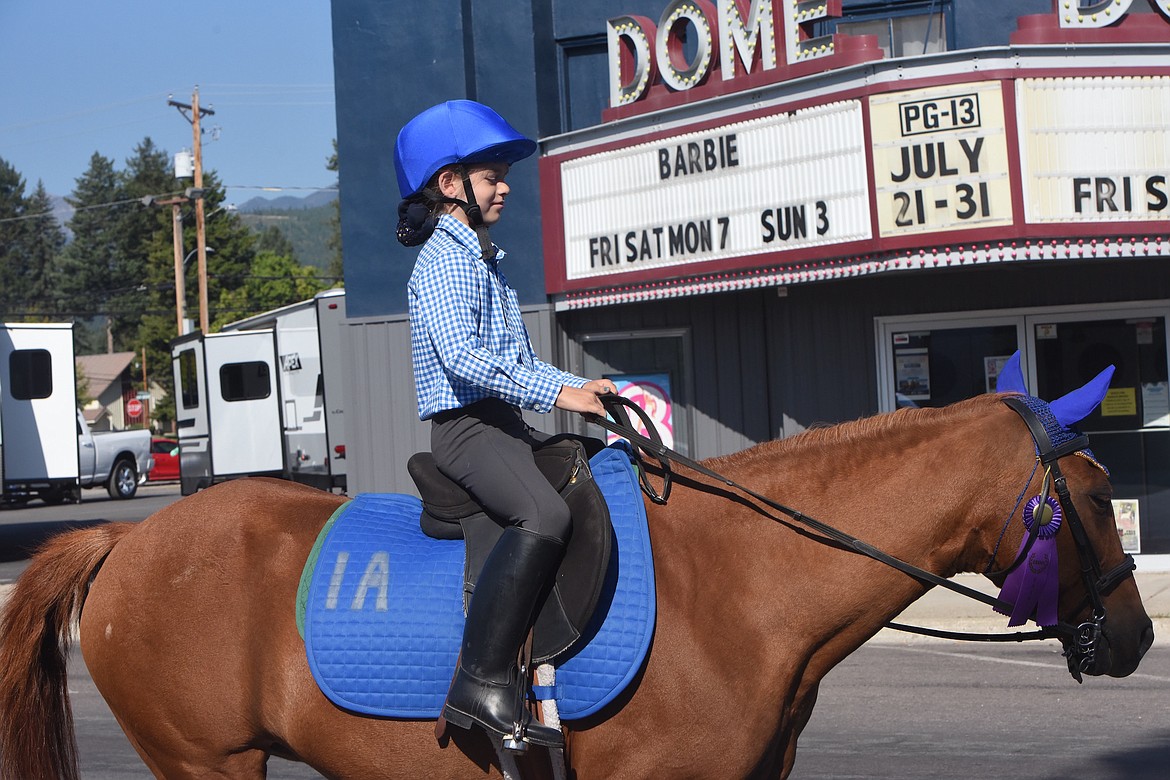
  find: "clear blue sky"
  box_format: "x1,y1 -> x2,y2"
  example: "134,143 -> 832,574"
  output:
0,1 -> 337,207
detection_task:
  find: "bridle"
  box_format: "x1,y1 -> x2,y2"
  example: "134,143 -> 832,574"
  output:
998,396 -> 1136,680
588,393 -> 1136,682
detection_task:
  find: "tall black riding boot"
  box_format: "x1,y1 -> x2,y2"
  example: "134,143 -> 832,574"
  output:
442,526 -> 566,751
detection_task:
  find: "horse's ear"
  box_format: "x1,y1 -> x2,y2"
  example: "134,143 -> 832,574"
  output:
996,351 -> 1028,395
1049,365 -> 1116,427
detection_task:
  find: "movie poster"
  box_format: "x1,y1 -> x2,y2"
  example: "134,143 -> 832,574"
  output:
607,373 -> 674,449
1113,499 -> 1141,554
984,355 -> 1012,393
895,349 -> 930,400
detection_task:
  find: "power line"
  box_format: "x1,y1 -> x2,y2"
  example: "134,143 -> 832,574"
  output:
227,185 -> 338,191
0,194 -> 182,225
0,185 -> 338,225
0,93 -> 168,134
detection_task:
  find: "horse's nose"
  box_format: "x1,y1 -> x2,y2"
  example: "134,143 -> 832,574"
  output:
1138,624 -> 1155,659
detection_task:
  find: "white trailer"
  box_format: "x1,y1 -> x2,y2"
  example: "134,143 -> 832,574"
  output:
0,323 -> 80,504
171,289 -> 347,495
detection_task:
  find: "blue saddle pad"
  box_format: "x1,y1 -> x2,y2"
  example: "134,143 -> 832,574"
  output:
301,444 -> 655,720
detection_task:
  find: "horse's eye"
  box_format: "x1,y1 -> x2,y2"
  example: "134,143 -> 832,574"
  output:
1088,493 -> 1113,511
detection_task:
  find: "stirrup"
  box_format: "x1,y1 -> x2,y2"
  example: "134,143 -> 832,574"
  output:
502,721 -> 528,754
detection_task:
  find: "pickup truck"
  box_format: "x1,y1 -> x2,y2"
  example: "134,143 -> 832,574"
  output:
75,410 -> 154,500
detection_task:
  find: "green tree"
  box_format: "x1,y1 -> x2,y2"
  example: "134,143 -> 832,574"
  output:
112,138 -> 174,347
0,157 -> 28,317
213,250 -> 326,329
254,224 -> 297,259
200,170 -> 259,323
15,182 -> 67,318
326,139 -> 343,284
55,153 -> 122,320
134,167 -> 257,427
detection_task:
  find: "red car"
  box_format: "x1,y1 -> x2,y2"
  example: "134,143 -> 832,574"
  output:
149,437 -> 180,482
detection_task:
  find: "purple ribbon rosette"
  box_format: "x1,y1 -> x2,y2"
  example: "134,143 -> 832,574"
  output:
996,495 -> 1063,627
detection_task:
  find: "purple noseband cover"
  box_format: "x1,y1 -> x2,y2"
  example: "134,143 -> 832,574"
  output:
996,496 -> 1063,627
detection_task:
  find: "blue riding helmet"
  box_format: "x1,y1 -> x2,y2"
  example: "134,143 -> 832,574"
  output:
394,100 -> 537,200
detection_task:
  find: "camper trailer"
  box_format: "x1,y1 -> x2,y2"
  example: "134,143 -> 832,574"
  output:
171,289 -> 347,495
2,323 -> 154,504
1,323 -> 79,504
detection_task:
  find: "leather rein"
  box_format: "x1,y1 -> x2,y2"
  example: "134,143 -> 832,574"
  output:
589,394 -> 1135,679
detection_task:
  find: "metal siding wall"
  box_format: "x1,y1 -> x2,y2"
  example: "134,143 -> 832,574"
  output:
341,316 -> 428,495
521,306 -> 574,435
764,285 -> 877,438
340,305 -> 568,495
561,292 -> 775,460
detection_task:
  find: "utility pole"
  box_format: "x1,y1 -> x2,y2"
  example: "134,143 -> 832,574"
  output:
171,202 -> 187,334
168,88 -> 215,333
140,193 -> 193,336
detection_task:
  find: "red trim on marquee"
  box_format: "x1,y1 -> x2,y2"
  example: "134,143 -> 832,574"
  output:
541,64 -> 1170,299
1012,10 -> 1170,45
555,235 -> 1170,310
539,153 -> 569,295
1001,81 -> 1027,234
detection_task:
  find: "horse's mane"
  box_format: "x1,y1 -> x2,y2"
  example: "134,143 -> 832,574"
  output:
704,393 -> 1005,469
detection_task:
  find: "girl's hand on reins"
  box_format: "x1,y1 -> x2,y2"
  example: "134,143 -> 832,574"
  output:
556,380 -> 615,416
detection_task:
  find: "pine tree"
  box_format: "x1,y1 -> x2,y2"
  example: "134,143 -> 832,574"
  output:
0,157 -> 28,317
199,170 -> 260,323
55,153 -> 122,322
326,139 -> 343,283
254,224 -> 297,259
113,137 -> 174,348
134,169 -> 260,425
17,182 -> 67,318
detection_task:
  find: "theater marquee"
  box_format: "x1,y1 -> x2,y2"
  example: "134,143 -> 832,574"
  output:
560,101 -> 871,282
541,2 -> 1170,306
869,81 -> 1013,238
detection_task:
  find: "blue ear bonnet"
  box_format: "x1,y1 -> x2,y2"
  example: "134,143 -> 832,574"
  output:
394,100 -> 537,199
996,350 -> 1113,472
1014,394 -> 1105,472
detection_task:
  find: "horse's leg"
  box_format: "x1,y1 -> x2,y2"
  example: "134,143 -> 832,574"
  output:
102,704 -> 270,780
80,597 -> 274,779
778,680 -> 820,779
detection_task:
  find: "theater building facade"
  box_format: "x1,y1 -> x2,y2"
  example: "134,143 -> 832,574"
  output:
330,1 -> 1170,558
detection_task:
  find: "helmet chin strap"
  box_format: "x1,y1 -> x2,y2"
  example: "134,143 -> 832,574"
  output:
455,166 -> 498,262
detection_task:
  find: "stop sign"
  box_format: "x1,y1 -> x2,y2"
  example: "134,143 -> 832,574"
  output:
126,398 -> 144,419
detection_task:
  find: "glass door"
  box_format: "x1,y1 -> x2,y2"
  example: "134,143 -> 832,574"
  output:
1026,308 -> 1170,555
876,315 -> 1024,411
577,329 -> 693,456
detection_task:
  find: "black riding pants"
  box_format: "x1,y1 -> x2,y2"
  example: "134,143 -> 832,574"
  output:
430,398 -> 572,543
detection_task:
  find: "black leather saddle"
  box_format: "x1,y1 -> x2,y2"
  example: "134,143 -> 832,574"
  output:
407,435 -> 612,663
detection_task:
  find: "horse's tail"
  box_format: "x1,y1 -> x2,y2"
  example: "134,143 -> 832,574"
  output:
0,522 -> 134,780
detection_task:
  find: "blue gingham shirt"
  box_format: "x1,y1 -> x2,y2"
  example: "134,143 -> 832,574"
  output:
408,214 -> 587,420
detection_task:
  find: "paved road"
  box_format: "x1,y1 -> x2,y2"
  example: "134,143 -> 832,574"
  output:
0,482 -> 182,583
795,640 -> 1170,779
56,638 -> 1170,778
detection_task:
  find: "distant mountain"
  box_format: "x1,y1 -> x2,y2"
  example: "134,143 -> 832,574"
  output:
237,189 -> 338,213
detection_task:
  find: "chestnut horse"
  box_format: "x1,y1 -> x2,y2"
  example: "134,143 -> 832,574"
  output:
0,394 -> 1153,779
